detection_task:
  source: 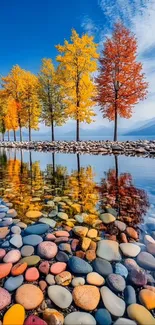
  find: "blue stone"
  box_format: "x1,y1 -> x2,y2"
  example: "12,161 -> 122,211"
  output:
56,251 -> 69,262
92,258 -> 113,277
23,234 -> 43,246
0,205 -> 9,213
95,309 -> 112,325
115,263 -> 128,278
1,241 -> 10,248
68,256 -> 93,274
25,223 -> 49,235
4,275 -> 24,292
124,285 -> 136,305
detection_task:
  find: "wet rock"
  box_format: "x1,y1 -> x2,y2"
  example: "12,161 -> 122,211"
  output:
0,248 -> 6,259
97,240 -> 121,261
126,227 -> 138,240
25,224 -> 49,235
0,227 -> 10,239
39,280 -> 47,291
57,212 -> 68,220
124,258 -> 140,271
48,285 -> 72,309
39,261 -> 50,275
92,258 -> 113,276
115,220 -> 126,232
81,237 -> 91,251
56,251 -> 69,262
113,318 -> 137,325
100,286 -> 126,317
146,243 -> 155,255
137,251 -> 155,270
87,229 -> 98,239
46,274 -> 55,285
11,225 -> 21,234
68,256 -> 93,274
59,243 -> 72,254
39,217 -> 56,228
54,230 -> 69,237
73,285 -> 100,311
124,285 -> 136,305
55,271 -> 72,286
86,249 -> 96,261
95,309 -> 112,325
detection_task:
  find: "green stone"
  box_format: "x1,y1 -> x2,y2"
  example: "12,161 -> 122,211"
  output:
20,255 -> 40,266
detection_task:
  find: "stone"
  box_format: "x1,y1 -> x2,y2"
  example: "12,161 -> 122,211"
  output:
81,237 -> 91,251
56,251 -> 69,262
73,285 -> 100,311
124,285 -> 136,305
39,280 -> 47,291
39,261 -> 50,275
11,262 -> 27,275
72,277 -> 85,287
37,241 -> 58,259
23,234 -> 43,246
11,225 -> 21,234
1,240 -> 10,248
10,234 -> 23,248
92,258 -> 113,276
86,250 -> 96,261
39,217 -> 56,228
0,262 -> 12,279
120,233 -> 128,243
0,248 -> 6,259
73,226 -> 88,237
144,235 -> 155,245
45,233 -> 56,241
95,309 -> 112,325
101,286 -> 126,317
86,272 -> 105,286
97,240 -> 121,261
46,274 -> 55,285
0,227 -> 10,239
25,267 -> 39,281
55,271 -> 72,286
3,304 -> 25,325
146,243 -> 155,255
115,220 -> 126,231
120,243 -> 140,257
76,251 -> 85,259
64,312 -> 96,325
57,212 -> 68,220
4,274 -> 24,292
48,285 -> 72,309
68,256 -> 93,274
24,315 -> 47,325
21,245 -> 34,257
107,273 -> 126,292
59,243 -> 72,254
124,258 -> 140,271
7,208 -> 17,217
19,255 -> 40,266
26,210 -> 42,218
129,268 -> 147,286
55,237 -> 69,244
139,289 -> 155,310
16,284 -> 43,310
87,229 -> 98,238
113,319 -> 137,325
17,222 -> 27,229
127,303 -> 155,325
1,218 -> 13,226
74,214 -> 84,223
0,287 -> 11,310
126,227 -> 138,240
55,231 -> 69,237
100,213 -> 116,224
137,252 -> 155,270
43,308 -> 64,325
115,263 -> 128,278
25,223 -> 49,235
50,262 -> 67,275
3,249 -> 21,263
105,207 -> 117,217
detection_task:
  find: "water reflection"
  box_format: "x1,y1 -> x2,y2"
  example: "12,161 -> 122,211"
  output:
0,149 -> 153,226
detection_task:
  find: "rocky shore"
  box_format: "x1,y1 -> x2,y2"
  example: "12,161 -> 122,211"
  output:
0,140 -> 155,157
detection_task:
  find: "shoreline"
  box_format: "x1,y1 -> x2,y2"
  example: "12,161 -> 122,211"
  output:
0,140 -> 155,157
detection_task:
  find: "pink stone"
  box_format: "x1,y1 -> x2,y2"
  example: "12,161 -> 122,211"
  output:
50,262 -> 67,275
25,267 -> 40,281
0,248 -> 6,260
3,249 -> 21,263
45,234 -> 56,241
71,239 -> 79,251
24,315 -> 47,325
39,280 -> 47,291
0,288 -> 11,310
39,261 -> 50,275
55,237 -> 69,244
54,231 -> 70,237
37,241 -> 58,259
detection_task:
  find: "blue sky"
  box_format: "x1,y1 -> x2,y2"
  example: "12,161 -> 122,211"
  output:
0,0 -> 155,132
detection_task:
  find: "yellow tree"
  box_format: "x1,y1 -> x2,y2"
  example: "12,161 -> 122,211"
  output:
22,71 -> 41,141
1,65 -> 26,141
56,29 -> 99,141
5,98 -> 19,141
0,90 -> 7,141
38,58 -> 66,141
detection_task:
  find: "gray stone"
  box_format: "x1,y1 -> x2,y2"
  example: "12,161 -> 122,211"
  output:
97,240 -> 121,261
21,245 -> 34,257
64,312 -> 96,325
48,285 -> 72,308
10,234 -> 23,248
4,275 -> 23,292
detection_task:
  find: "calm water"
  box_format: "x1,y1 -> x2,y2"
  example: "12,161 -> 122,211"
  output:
0,147 -> 155,228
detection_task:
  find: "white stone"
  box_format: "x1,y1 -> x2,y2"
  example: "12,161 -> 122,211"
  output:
97,240 -> 122,261
120,243 -> 141,257
64,312 -> 96,325
48,285 -> 72,309
100,286 -> 126,317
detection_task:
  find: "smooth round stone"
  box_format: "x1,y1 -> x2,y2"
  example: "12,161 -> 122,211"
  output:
126,227 -> 138,240
147,243 -> 155,255
124,285 -> 136,305
115,263 -> 128,278
0,204 -> 8,212
0,227 -> 10,239
57,212 -> 68,220
3,249 -> 21,263
50,262 -> 66,275
92,258 -> 113,277
39,280 -> 47,291
20,255 -> 40,266
72,277 -> 85,287
21,245 -> 34,257
87,272 -> 105,286
11,225 -> 21,234
68,256 -> 93,274
115,220 -> 126,231
0,262 -> 12,279
97,240 -> 121,261
24,315 -> 47,325
100,286 -> 126,317
56,251 -> 69,262
26,210 -> 42,218
139,289 -> 155,310
47,200 -> 55,206
3,304 -> 25,325
23,234 -> 43,246
100,213 -> 116,224
1,218 -> 13,226
144,235 -> 155,245
74,214 -> 84,223
137,252 -> 155,270
120,243 -> 141,257
127,303 -> 155,325
0,287 -> 11,310
87,229 -> 98,239
64,312 -> 96,325
129,269 -> 147,286
107,274 -> 126,292
25,223 -> 49,235
39,261 -> 50,275
113,318 -> 137,325
46,274 -> 55,285
0,248 -> 6,259
17,222 -> 27,229
7,208 -> 17,217
10,234 -> 23,248
124,258 -> 140,271
48,285 -> 72,309
73,285 -> 100,311
16,284 -> 43,310
11,262 -> 27,276
25,267 -> 39,281
37,241 -> 58,259
59,243 -> 72,254
4,275 -> 24,291
45,233 -> 56,241
95,309 -> 112,325
39,217 -> 56,228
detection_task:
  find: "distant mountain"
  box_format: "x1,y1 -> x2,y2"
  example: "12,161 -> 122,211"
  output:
125,118 -> 155,136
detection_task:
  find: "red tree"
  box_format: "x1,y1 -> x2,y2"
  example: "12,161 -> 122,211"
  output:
96,22 -> 148,141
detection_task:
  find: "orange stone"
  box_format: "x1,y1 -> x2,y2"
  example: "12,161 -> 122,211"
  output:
0,227 -> 10,239
86,250 -> 96,261
75,251 -> 85,259
139,289 -> 155,310
25,267 -> 40,281
11,262 -> 27,276
0,263 -> 12,279
73,285 -> 100,311
120,233 -> 128,243
126,227 -> 138,240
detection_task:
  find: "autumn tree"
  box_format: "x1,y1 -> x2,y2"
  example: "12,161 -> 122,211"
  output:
5,98 -> 19,141
0,90 -> 7,141
96,22 -> 148,141
38,58 -> 65,141
56,29 -> 99,141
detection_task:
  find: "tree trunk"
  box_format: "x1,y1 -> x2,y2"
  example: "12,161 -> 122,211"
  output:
114,92 -> 118,142
2,133 -> 4,141
77,153 -> 80,173
51,118 -> 54,141
19,126 -> 22,142
76,119 -> 80,142
114,154 -> 120,215
13,130 -> 16,141
28,110 -> 31,142
29,127 -> 31,142
8,131 -> 10,141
